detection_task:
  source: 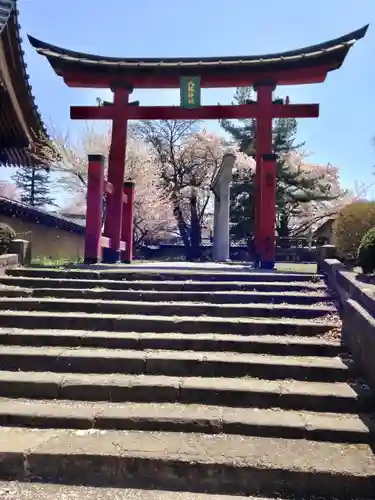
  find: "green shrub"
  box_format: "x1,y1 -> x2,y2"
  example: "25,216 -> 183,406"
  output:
333,202 -> 375,262
0,223 -> 16,255
357,227 -> 375,274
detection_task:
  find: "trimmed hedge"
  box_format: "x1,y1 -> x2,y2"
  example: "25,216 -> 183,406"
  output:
358,227 -> 375,274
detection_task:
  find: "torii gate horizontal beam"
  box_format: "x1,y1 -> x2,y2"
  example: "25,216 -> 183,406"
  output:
70,103 -> 319,121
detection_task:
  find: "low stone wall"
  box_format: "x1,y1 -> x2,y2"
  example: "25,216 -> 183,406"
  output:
0,253 -> 18,275
0,239 -> 31,274
317,246 -> 375,391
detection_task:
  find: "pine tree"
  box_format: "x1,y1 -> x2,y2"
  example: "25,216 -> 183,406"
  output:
221,86 -> 334,240
12,165 -> 55,209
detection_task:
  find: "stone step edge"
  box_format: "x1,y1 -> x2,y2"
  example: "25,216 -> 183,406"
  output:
0,297 -> 336,313
0,328 -> 341,345
0,483 -> 265,500
0,371 -> 371,408
0,288 -> 334,303
0,311 -> 339,336
0,310 -> 338,326
0,277 -> 327,290
0,347 -> 352,382
0,428 -> 373,498
0,329 -> 341,356
35,289 -> 331,297
0,399 -> 372,442
8,268 -> 323,279
0,344 -> 350,370
0,310 -> 338,336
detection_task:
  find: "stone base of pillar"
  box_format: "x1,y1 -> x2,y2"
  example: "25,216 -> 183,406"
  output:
254,254 -> 261,269
102,247 -> 121,264
260,259 -> 275,270
84,257 -> 101,265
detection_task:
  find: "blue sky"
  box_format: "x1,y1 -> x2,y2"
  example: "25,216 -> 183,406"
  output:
5,0 -> 375,198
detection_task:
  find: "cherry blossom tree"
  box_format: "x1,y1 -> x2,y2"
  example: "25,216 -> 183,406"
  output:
281,152 -> 353,235
35,123 -> 174,246
137,120 -> 254,259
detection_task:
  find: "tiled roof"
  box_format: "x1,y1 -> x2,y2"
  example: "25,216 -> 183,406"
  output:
0,196 -> 85,234
28,25 -> 368,73
0,0 -> 49,166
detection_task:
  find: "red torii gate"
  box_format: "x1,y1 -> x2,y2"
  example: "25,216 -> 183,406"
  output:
28,25 -> 367,268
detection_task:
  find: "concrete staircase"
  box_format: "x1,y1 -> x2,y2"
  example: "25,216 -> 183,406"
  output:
0,265 -> 373,499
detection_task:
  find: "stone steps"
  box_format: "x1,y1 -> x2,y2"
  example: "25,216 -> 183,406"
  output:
0,399 -> 372,443
0,427 -> 374,498
6,267 -> 323,282
0,286 -> 334,304
0,329 -> 342,356
0,371 -> 372,413
0,310 -> 337,335
0,275 -> 328,292
0,398 -> 375,446
0,482 -> 272,500
0,297 -> 336,319
0,345 -> 354,381
0,265 -> 373,498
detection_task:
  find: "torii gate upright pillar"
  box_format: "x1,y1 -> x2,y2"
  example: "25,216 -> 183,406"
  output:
254,83 -> 277,270
102,86 -> 131,264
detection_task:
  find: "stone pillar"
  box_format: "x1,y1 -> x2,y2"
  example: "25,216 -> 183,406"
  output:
215,184 -> 230,261
316,244 -> 338,273
211,153 -> 236,262
9,239 -> 31,266
212,195 -> 220,260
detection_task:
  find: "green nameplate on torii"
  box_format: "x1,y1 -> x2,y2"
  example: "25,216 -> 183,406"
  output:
180,76 -> 201,108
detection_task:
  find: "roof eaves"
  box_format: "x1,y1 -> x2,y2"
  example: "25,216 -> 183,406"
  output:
10,4 -> 49,142
27,24 -> 369,68
0,196 -> 85,235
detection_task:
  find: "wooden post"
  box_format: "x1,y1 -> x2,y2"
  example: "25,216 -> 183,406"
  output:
102,87 -> 130,263
121,180 -> 135,263
260,153 -> 277,269
84,154 -> 105,264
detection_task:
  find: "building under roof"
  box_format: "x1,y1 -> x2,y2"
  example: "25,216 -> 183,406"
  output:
0,0 -> 48,166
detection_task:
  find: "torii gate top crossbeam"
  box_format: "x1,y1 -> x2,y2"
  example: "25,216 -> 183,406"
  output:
27,25 -> 368,89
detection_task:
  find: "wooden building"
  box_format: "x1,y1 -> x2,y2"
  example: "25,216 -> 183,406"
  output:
0,0 -> 48,166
